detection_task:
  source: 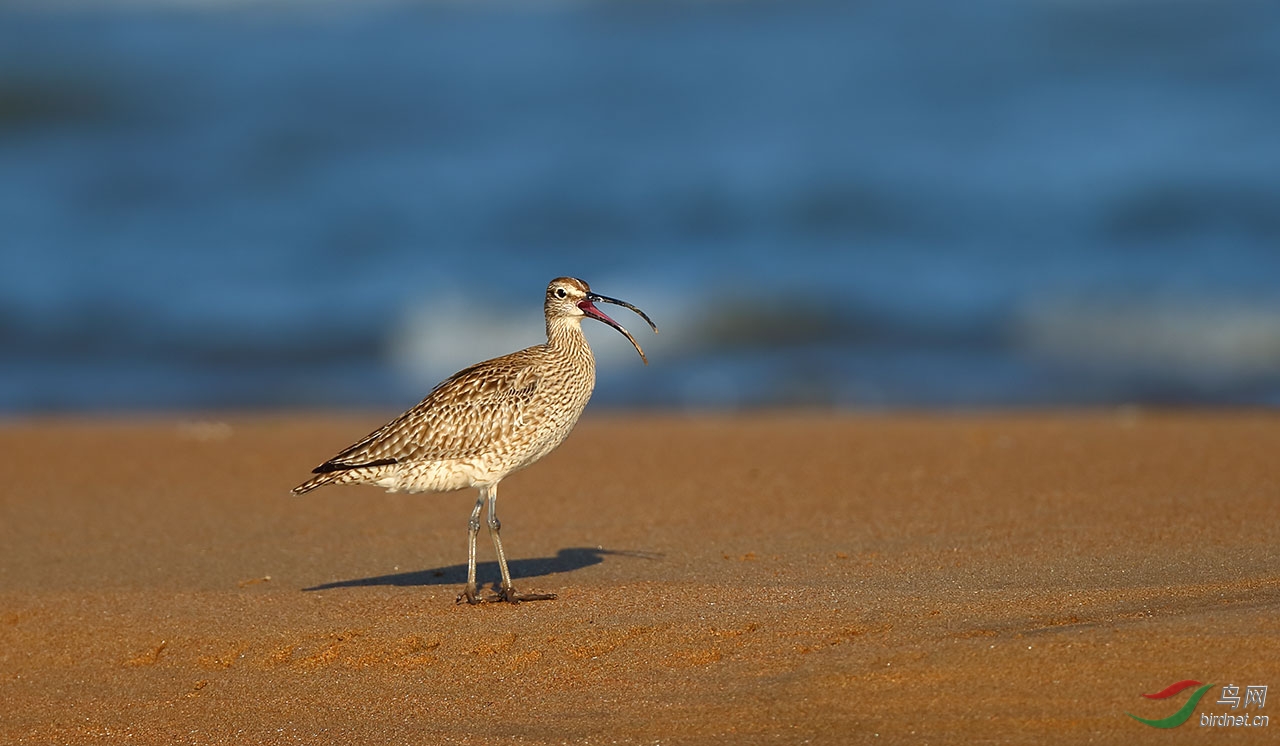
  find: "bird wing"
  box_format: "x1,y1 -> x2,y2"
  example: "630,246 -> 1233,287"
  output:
312,349 -> 543,472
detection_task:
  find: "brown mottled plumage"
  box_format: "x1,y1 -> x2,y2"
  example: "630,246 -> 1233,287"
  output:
293,277 -> 657,604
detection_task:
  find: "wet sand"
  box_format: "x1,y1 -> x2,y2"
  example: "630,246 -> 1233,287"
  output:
1,411 -> 1277,744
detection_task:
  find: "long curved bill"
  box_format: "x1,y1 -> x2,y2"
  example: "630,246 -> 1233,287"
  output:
578,292 -> 660,364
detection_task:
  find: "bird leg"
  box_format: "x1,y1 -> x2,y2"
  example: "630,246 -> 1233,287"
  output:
458,490 -> 486,605
487,484 -> 557,604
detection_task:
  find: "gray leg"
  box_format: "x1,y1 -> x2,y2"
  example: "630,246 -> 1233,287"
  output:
486,482 -> 556,604
457,488 -> 486,605
486,483 -> 514,592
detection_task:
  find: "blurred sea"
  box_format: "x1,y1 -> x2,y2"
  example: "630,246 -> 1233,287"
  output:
2,0 -> 1279,413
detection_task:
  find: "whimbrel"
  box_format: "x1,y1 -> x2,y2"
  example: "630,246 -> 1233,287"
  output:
293,277 -> 657,604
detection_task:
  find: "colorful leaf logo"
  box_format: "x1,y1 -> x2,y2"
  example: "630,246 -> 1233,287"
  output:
1128,680 -> 1214,728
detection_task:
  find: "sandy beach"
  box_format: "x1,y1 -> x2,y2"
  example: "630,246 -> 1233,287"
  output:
1,411 -> 1277,744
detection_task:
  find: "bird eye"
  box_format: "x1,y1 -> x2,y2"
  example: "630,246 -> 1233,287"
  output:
555,287 -> 567,298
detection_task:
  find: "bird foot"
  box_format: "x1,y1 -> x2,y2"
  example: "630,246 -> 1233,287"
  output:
499,586 -> 558,604
456,584 -> 484,605
455,585 -> 557,605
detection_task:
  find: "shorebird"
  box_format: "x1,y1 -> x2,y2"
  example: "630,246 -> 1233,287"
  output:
292,277 -> 657,605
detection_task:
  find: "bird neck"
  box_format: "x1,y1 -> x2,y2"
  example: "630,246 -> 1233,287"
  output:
546,315 -> 594,361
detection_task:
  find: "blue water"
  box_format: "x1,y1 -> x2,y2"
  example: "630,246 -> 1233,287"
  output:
2,0 -> 1279,412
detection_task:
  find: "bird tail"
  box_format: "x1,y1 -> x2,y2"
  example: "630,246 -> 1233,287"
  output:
291,473 -> 340,495
291,457 -> 398,495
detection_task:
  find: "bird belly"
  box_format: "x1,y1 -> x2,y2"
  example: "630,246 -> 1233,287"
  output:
507,412 -> 583,473
382,460 -> 483,494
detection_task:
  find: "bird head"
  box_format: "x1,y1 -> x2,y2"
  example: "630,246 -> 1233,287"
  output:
546,277 -> 659,364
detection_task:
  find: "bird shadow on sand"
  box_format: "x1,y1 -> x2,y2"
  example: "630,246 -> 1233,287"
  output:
303,546 -> 660,591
